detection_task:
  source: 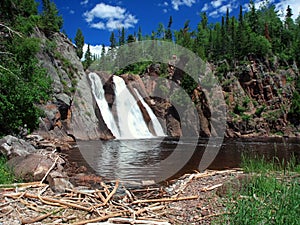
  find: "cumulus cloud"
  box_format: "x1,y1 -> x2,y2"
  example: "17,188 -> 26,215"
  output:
201,3 -> 209,12
83,3 -> 138,31
211,0 -> 224,8
171,0 -> 196,11
205,0 -> 238,18
82,44 -> 110,60
91,22 -> 105,30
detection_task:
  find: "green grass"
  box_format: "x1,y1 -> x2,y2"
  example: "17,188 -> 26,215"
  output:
220,155 -> 300,225
0,156 -> 18,184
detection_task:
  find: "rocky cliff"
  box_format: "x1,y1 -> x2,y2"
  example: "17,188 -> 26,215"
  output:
117,57 -> 299,138
218,56 -> 299,137
34,30 -> 299,140
33,29 -> 113,140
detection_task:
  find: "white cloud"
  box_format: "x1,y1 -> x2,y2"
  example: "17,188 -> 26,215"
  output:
69,10 -> 75,14
164,2 -> 169,7
83,3 -> 138,31
206,0 -> 238,17
208,10 -> 219,18
219,4 -> 233,14
91,22 -> 105,29
211,0 -> 224,8
80,0 -> 89,6
171,0 -> 196,11
201,3 -> 209,12
243,0 -> 299,21
275,0 -> 300,21
82,44 -> 110,60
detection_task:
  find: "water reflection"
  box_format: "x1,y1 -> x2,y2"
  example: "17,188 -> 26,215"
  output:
69,137 -> 300,185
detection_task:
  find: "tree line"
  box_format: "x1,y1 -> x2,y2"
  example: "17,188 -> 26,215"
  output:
88,1 -> 299,68
85,0 -> 300,125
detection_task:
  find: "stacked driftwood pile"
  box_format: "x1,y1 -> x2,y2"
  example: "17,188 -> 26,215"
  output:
0,169 -> 243,225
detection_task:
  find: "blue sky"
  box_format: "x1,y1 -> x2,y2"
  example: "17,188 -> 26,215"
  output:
37,0 -> 300,56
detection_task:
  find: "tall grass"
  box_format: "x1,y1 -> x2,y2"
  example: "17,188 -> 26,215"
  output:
221,155 -> 300,225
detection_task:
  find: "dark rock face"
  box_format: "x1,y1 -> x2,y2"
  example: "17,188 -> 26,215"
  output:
222,58 -> 298,137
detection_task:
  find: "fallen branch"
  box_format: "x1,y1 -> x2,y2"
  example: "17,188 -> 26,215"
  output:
135,203 -> 165,215
72,211 -> 127,225
0,181 -> 44,189
93,180 -> 119,208
104,180 -> 119,204
40,156 -> 60,184
132,195 -> 198,204
201,183 -> 223,192
21,208 -> 62,224
107,217 -> 171,225
6,192 -> 91,211
0,23 -> 23,37
0,208 -> 14,218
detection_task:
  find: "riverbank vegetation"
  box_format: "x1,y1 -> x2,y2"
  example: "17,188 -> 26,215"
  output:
0,156 -> 18,184
220,155 -> 300,224
0,0 -> 63,137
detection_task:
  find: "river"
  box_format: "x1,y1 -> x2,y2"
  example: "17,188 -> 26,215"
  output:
68,137 -> 300,185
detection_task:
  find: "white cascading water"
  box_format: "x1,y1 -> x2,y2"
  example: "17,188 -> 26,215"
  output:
113,76 -> 153,139
134,88 -> 165,136
89,73 -> 121,138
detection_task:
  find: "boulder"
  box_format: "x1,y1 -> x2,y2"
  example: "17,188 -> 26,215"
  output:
47,171 -> 73,192
7,154 -> 52,181
0,135 -> 36,159
7,153 -> 66,183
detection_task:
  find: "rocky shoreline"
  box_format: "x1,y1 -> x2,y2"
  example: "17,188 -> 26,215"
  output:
0,134 -> 103,192
0,134 -> 246,225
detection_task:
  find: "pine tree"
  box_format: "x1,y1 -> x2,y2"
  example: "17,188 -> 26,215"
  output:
119,27 -> 125,46
156,23 -> 165,39
248,0 -> 258,33
74,28 -> 84,59
84,44 -> 92,69
285,5 -> 294,30
165,16 -> 173,41
101,44 -> 106,58
236,5 -> 246,59
41,0 -> 63,36
137,27 -> 143,41
201,12 -> 208,30
109,32 -> 117,49
225,8 -> 230,32
127,34 -> 135,43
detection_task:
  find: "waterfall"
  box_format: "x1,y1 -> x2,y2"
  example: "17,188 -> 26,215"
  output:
113,76 -> 153,139
134,88 -> 165,136
89,73 -> 120,138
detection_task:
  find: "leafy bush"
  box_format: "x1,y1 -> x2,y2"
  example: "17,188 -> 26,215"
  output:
0,23 -> 52,136
0,156 -> 18,184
